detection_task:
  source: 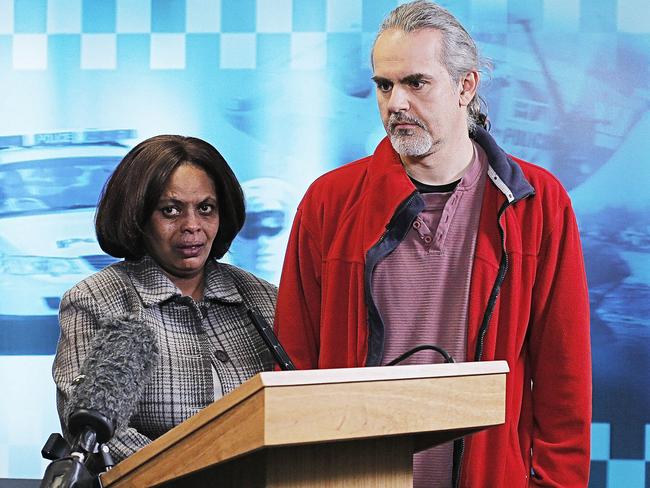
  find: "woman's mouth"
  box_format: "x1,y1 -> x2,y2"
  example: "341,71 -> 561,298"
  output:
176,243 -> 204,258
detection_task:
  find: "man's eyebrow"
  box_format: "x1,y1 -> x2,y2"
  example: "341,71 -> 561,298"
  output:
401,73 -> 430,83
371,73 -> 431,84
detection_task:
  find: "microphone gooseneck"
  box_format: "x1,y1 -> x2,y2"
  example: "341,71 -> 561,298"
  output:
247,308 -> 296,371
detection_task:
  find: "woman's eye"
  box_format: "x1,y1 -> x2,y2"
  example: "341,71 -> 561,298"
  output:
161,206 -> 180,217
199,203 -> 215,214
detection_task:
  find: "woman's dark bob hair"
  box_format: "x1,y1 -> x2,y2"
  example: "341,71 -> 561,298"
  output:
96,134 -> 245,260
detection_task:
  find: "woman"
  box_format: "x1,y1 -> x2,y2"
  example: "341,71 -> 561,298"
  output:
53,135 -> 277,462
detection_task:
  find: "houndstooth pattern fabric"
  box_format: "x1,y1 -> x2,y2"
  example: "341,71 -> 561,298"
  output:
53,255 -> 276,462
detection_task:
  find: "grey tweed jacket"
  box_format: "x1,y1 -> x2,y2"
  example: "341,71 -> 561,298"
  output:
53,256 -> 276,462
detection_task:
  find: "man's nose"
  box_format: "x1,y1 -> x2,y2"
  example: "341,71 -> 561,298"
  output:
387,86 -> 409,113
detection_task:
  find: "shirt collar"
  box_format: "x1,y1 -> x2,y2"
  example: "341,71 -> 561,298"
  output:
126,256 -> 243,306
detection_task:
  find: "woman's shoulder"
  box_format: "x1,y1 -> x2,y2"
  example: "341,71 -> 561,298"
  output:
216,262 -> 277,294
64,261 -> 131,302
211,261 -> 278,311
213,262 -> 277,326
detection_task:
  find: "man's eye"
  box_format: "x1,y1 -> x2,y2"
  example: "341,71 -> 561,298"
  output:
376,82 -> 392,92
409,80 -> 425,89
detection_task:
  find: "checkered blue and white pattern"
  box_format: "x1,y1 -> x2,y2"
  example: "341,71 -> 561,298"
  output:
589,423 -> 650,488
0,2 -> 649,486
1,0 -> 649,71
0,0 -> 373,71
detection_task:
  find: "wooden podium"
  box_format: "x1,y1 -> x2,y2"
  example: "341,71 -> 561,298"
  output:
100,361 -> 508,487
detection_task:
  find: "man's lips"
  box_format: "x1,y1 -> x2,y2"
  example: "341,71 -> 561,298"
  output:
389,117 -> 425,132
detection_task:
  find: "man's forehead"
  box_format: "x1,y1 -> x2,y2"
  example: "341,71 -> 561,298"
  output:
371,28 -> 445,73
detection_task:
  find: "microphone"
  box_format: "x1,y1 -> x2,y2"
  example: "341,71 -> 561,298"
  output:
41,314 -> 159,487
247,308 -> 296,371
64,313 -> 159,447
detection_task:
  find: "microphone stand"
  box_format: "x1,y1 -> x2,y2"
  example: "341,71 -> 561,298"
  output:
40,411 -> 115,488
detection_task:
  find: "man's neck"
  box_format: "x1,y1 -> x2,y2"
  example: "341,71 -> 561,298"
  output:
401,135 -> 475,186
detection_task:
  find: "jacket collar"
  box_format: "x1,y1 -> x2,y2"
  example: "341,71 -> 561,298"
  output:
126,256 -> 243,306
471,127 -> 535,202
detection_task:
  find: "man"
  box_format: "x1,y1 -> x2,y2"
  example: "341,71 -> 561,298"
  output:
274,1 -> 591,487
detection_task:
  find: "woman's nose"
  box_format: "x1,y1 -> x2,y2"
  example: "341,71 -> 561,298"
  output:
181,211 -> 201,232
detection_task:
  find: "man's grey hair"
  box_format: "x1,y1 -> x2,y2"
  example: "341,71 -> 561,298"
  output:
373,0 -> 490,133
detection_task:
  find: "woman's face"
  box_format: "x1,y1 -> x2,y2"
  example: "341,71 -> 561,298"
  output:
144,163 -> 219,282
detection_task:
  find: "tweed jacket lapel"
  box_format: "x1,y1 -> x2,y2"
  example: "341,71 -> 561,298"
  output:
203,260 -> 244,305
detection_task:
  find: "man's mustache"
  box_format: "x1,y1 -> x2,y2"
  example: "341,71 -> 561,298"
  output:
388,113 -> 427,131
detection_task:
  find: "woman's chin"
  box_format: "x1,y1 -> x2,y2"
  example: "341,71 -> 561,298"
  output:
157,256 -> 209,281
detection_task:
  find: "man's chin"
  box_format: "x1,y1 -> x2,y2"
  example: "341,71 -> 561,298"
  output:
389,136 -> 433,158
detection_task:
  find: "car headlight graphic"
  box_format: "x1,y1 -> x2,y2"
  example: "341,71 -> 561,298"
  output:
0,255 -> 88,276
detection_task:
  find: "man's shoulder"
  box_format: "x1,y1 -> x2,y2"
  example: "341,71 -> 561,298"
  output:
475,127 -> 569,203
310,155 -> 372,191
508,155 -> 574,209
298,155 -> 372,209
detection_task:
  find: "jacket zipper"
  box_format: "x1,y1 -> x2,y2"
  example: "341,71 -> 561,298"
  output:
371,192 -> 418,250
364,192 -> 420,367
474,201 -> 511,362
452,201 -> 511,488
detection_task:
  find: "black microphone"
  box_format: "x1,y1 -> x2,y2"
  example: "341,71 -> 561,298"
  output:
41,314 -> 159,487
247,308 -> 296,371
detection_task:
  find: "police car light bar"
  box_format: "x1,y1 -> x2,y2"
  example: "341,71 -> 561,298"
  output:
0,129 -> 137,149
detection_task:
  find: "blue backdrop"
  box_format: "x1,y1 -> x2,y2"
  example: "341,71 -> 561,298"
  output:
0,1 -> 648,486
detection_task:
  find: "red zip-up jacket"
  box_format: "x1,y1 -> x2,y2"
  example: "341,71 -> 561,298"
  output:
275,127 -> 591,487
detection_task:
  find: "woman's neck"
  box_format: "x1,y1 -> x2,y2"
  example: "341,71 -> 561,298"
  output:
169,272 -> 206,301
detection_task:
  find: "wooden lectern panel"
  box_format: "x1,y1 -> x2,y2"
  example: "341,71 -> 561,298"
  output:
161,437 -> 413,488
101,361 -> 508,487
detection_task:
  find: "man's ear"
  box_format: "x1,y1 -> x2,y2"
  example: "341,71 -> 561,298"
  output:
459,71 -> 479,107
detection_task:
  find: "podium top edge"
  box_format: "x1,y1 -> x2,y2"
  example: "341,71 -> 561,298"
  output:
257,360 -> 509,388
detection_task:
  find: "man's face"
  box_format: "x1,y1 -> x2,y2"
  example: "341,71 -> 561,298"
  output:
372,28 -> 469,159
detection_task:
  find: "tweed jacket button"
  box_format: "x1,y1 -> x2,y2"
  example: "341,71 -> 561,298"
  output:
214,350 -> 229,363
200,305 -> 208,318
72,374 -> 86,385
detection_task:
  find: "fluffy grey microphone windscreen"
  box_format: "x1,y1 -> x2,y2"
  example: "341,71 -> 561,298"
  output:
64,314 -> 159,436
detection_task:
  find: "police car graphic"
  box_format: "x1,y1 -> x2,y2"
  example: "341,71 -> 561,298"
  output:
0,129 -> 136,354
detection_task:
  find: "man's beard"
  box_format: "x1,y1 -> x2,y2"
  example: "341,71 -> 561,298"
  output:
385,113 -> 434,157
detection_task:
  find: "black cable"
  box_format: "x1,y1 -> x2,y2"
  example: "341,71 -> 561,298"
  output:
386,343 -> 460,487
386,344 -> 455,366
